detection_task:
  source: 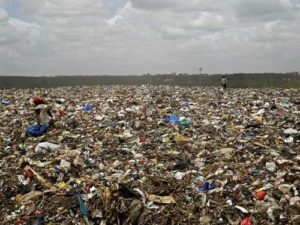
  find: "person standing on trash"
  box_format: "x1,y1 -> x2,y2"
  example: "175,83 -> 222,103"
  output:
32,96 -> 54,127
221,75 -> 228,90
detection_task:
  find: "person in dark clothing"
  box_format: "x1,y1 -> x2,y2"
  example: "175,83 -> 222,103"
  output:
221,76 -> 228,90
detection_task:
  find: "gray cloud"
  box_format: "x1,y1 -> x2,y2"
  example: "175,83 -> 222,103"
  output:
232,0 -> 292,17
0,0 -> 299,75
129,0 -> 176,11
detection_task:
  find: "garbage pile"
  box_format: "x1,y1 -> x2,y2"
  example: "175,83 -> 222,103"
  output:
0,85 -> 299,225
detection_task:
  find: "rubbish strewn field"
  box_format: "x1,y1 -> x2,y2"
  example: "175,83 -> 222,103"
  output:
0,85 -> 299,225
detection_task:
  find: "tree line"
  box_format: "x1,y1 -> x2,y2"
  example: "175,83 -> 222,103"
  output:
0,72 -> 299,89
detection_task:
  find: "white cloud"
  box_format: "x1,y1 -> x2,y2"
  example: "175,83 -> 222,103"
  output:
187,12 -> 229,30
162,26 -> 192,39
0,0 -> 299,75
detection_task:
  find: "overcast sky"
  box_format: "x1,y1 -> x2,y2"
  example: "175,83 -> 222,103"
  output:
0,0 -> 300,75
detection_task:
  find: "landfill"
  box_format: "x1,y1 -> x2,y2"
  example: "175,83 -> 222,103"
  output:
0,85 -> 299,225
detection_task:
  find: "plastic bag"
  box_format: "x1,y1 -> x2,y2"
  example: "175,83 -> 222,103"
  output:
26,124 -> 49,137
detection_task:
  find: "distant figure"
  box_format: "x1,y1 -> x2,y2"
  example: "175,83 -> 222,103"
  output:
221,76 -> 228,90
32,96 -> 54,126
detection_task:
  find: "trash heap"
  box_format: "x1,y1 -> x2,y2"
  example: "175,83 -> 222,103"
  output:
0,86 -> 299,225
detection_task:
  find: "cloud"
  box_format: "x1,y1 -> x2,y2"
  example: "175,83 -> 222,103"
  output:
235,1 -> 284,16
129,0 -> 226,12
161,26 -> 193,39
129,0 -> 177,11
231,0 -> 297,19
0,0 -> 299,75
0,8 -> 8,24
187,12 -> 229,30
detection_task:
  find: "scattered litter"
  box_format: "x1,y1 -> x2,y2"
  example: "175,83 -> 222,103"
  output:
0,86 -> 299,224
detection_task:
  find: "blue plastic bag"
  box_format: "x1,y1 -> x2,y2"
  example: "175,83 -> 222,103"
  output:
83,104 -> 93,112
0,99 -> 10,106
26,124 -> 49,137
164,115 -> 180,124
197,182 -> 215,192
75,191 -> 91,220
